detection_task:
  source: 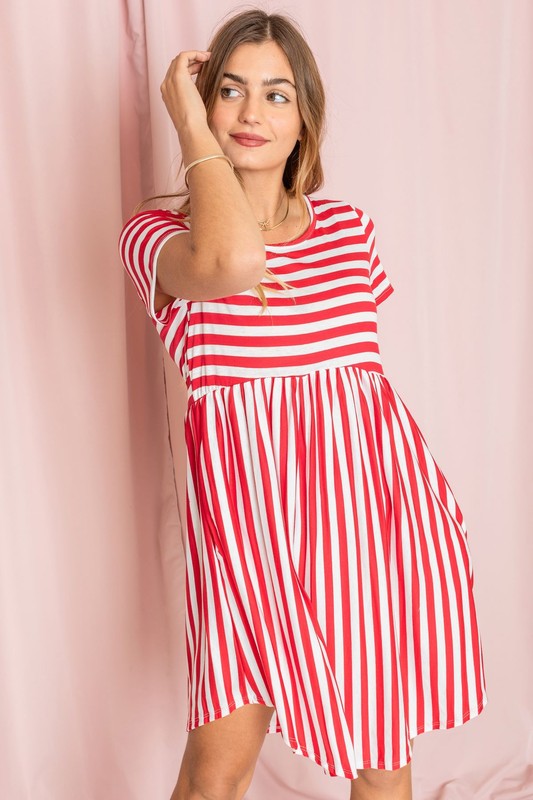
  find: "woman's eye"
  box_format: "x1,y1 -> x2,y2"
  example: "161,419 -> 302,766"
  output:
268,91 -> 289,103
220,87 -> 239,98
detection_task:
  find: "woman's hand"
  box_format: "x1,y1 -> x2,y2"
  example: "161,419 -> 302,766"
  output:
160,51 -> 211,132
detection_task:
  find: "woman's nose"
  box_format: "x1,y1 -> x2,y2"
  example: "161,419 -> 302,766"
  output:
238,94 -> 262,124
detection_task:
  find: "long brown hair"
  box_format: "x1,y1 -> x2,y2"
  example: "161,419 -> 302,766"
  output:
134,7 -> 327,312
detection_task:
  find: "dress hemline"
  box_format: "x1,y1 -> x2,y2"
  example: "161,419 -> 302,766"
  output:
186,692 -> 489,780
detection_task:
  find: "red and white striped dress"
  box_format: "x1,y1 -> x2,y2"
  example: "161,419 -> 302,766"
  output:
119,196 -> 488,779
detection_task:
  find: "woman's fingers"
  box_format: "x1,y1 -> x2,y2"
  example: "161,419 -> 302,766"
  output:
159,50 -> 211,128
162,51 -> 210,86
175,51 -> 211,71
186,50 -> 211,64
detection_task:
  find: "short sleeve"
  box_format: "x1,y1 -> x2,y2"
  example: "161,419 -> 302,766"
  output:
354,206 -> 395,306
118,209 -> 190,324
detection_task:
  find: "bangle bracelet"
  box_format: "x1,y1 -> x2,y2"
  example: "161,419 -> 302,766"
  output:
184,154 -> 235,189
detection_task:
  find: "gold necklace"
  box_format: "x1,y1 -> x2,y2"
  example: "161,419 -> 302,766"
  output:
258,192 -> 290,231
257,191 -> 284,229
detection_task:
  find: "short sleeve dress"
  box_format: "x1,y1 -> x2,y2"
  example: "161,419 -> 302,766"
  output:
118,195 -> 488,780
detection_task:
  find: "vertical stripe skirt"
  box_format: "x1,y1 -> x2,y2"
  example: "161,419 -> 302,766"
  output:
182,364 -> 488,779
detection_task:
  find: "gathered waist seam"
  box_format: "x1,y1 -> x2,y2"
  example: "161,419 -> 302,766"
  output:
186,363 -> 386,414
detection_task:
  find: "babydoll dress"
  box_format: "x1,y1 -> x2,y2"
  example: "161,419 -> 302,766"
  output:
118,196 -> 488,780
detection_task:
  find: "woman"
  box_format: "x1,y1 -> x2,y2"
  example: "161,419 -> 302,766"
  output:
118,8 -> 488,800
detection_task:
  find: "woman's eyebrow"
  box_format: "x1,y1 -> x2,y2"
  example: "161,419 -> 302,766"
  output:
222,71 -> 296,90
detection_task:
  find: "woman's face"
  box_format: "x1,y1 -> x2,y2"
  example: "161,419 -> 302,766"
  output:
208,40 -> 303,178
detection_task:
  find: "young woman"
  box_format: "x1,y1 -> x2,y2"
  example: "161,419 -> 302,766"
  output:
118,9 -> 488,800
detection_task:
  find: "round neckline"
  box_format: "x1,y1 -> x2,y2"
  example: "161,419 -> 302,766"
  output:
263,194 -> 316,249
169,193 -> 316,248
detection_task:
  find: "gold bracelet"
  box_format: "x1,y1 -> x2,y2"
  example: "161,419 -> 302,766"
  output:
183,154 -> 234,189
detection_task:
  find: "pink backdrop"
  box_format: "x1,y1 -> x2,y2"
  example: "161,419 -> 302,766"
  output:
1,0 -> 531,797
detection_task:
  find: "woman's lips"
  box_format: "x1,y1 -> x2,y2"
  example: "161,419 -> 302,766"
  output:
230,135 -> 268,147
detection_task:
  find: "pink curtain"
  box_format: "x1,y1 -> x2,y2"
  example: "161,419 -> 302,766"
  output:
1,0 -> 531,796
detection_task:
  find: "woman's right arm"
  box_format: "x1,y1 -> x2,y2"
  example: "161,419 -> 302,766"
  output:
155,51 -> 266,302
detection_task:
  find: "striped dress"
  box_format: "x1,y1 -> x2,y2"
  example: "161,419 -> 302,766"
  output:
118,195 -> 488,779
